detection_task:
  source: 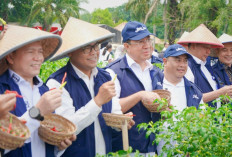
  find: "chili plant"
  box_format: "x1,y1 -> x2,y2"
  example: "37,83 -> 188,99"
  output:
138,95 -> 232,157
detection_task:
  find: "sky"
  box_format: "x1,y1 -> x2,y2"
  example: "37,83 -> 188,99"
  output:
80,0 -> 129,13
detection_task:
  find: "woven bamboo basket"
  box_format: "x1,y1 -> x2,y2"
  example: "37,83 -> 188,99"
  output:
142,89 -> 171,112
102,113 -> 132,128
0,113 -> 30,149
38,113 -> 77,146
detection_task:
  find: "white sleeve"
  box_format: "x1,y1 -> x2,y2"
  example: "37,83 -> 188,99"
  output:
185,66 -> 195,83
46,79 -> 102,135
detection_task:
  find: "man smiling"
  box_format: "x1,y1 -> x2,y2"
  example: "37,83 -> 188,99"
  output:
46,17 -> 132,157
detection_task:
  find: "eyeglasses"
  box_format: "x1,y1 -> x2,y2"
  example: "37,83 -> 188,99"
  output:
82,43 -> 100,54
127,38 -> 153,46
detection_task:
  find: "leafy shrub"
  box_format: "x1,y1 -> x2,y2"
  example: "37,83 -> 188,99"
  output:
138,95 -> 232,157
39,58 -> 69,82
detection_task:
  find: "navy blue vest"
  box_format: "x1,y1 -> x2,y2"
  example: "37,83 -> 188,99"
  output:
106,56 -> 163,153
48,61 -> 113,157
0,70 -> 55,157
150,55 -> 163,64
161,75 -> 202,109
188,57 -> 220,107
212,61 -> 231,86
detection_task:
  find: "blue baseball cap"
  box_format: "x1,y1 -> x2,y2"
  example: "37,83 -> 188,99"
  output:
122,21 -> 153,43
164,44 -> 191,58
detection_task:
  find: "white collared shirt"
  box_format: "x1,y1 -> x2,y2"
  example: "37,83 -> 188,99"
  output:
46,63 -> 122,155
163,77 -> 187,112
106,54 -> 153,97
7,70 -> 45,157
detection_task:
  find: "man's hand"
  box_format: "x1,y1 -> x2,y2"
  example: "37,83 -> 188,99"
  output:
0,93 -> 16,119
36,89 -> 62,116
219,85 -> 232,97
141,91 -> 161,105
0,24 -> 7,40
124,112 -> 135,130
58,134 -> 76,150
94,81 -> 116,107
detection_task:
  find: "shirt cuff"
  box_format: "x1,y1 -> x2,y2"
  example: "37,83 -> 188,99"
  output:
54,147 -> 66,157
86,99 -> 102,117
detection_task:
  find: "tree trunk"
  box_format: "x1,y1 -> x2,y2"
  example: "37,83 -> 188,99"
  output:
163,0 -> 168,42
144,0 -> 158,24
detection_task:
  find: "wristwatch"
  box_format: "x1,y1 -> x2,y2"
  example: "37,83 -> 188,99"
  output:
29,106 -> 44,121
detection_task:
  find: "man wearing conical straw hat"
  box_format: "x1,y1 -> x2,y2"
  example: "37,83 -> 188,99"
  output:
46,17 -> 133,157
0,25 -> 76,157
0,25 -> 17,120
178,24 -> 232,108
105,21 -> 163,156
212,33 -> 232,86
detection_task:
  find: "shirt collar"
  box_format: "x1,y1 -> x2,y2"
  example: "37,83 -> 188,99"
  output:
126,54 -> 153,70
191,55 -> 206,65
8,69 -> 43,87
163,77 -> 185,87
70,62 -> 98,79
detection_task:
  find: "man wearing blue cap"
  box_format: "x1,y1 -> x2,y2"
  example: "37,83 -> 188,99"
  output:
106,21 -> 163,156
157,44 -> 203,155
162,44 -> 203,111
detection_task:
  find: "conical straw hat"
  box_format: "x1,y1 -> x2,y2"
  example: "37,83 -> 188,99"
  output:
178,31 -> 189,43
177,24 -> 223,48
0,25 -> 62,75
218,33 -> 232,44
50,17 -> 115,61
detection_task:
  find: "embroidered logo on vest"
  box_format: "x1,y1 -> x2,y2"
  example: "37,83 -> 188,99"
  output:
192,94 -> 199,99
12,73 -> 20,83
157,82 -> 162,86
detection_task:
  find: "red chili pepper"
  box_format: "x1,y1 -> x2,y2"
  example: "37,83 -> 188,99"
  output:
50,126 -> 59,132
7,115 -> 13,133
21,120 -> 27,124
49,88 -> 56,91
5,90 -> 23,98
61,72 -> 67,84
20,132 -> 26,137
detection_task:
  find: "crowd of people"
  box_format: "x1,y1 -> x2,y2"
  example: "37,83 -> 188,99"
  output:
0,17 -> 231,157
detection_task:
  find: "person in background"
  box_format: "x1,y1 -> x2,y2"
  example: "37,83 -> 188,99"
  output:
114,45 -> 125,60
46,17 -> 134,157
102,44 -> 114,63
162,42 -> 169,52
178,24 -> 232,108
0,25 -> 75,157
106,21 -> 163,156
212,33 -> 232,86
99,41 -> 109,62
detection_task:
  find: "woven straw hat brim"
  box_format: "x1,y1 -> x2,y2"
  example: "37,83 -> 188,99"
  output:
0,25 -> 62,75
50,17 -> 115,61
177,24 -> 223,48
218,33 -> 232,44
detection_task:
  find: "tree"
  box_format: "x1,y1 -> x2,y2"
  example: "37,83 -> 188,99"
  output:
179,0 -> 232,35
26,0 -> 86,31
90,9 -> 114,27
0,0 -> 32,24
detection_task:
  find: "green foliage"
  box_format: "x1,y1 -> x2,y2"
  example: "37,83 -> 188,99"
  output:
91,9 -> 114,27
95,147 -> 145,157
26,0 -> 85,30
39,58 -> 69,82
138,95 -> 232,156
179,0 -> 232,35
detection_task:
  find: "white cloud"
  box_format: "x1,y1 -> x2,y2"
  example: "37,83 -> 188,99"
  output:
80,0 -> 128,13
